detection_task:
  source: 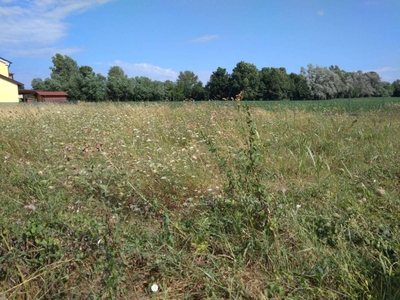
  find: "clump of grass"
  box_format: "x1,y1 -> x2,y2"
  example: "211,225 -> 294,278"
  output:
0,101 -> 399,299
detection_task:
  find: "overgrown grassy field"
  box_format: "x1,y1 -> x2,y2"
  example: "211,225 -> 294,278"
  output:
1,100 -> 399,299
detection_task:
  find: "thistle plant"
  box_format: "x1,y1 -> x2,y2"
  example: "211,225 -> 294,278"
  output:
201,103 -> 272,234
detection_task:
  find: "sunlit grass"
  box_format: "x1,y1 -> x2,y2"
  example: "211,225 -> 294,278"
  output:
1,101 -> 399,299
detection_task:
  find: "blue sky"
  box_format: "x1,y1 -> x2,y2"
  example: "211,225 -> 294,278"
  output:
1,0 -> 399,88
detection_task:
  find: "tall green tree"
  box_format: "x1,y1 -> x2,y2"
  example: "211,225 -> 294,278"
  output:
205,67 -> 230,100
31,77 -> 62,91
378,81 -> 393,97
392,80 -> 400,97
32,53 -> 81,100
230,61 -> 260,100
131,77 -> 166,101
49,54 -> 81,100
163,80 -> 176,101
151,80 -> 166,101
106,66 -> 133,101
31,78 -> 45,90
176,71 -> 204,100
50,54 -> 79,79
259,67 -> 290,100
78,66 -> 106,102
288,73 -> 311,100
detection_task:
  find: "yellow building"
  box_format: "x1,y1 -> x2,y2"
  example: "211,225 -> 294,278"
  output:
0,57 -> 24,103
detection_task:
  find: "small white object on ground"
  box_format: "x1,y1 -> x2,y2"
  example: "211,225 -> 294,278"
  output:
151,284 -> 159,292
24,204 -> 36,211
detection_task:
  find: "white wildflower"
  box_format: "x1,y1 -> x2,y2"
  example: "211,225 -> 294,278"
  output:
24,204 -> 36,211
296,204 -> 301,209
151,284 -> 159,292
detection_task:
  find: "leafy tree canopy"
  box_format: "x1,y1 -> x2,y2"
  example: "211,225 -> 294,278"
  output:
30,53 -> 400,102
230,61 -> 260,100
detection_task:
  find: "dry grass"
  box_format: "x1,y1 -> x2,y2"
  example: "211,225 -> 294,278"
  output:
1,101 -> 399,299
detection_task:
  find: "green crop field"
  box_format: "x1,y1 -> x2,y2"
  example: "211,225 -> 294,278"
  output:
246,97 -> 400,112
1,100 -> 399,299
157,97 -> 400,114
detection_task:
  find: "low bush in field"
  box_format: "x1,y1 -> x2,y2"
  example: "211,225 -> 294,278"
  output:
0,101 -> 399,299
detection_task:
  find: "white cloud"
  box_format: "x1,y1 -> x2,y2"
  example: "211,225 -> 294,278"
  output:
317,10 -> 324,16
0,0 -> 113,57
368,66 -> 398,73
10,46 -> 84,58
190,35 -> 220,43
112,60 -> 179,81
364,66 -> 399,82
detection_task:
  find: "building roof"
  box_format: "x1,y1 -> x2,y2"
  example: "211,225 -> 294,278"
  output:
18,89 -> 36,95
0,74 -> 24,87
0,57 -> 12,67
35,91 -> 68,96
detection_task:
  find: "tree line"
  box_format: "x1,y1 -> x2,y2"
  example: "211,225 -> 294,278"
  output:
31,54 -> 400,102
